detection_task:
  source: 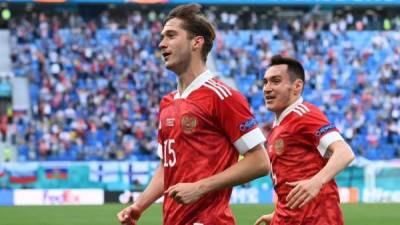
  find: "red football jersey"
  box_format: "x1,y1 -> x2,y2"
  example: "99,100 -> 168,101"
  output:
267,97 -> 344,225
157,70 -> 266,225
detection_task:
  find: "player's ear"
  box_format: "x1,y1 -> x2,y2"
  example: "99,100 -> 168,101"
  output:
293,79 -> 303,96
192,36 -> 204,50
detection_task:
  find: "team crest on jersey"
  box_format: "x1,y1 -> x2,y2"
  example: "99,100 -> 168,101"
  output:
274,139 -> 284,155
181,113 -> 197,134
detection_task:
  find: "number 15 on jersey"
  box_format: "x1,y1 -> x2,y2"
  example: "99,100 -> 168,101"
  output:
163,139 -> 176,167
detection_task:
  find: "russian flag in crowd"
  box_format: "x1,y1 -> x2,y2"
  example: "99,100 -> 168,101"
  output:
45,168 -> 68,179
7,163 -> 38,184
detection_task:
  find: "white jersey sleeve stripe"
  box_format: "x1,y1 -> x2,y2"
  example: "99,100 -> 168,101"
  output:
298,104 -> 310,112
234,127 -> 266,155
208,80 -> 232,96
214,84 -> 229,97
317,131 -> 344,156
293,109 -> 303,116
157,143 -> 163,159
295,106 -> 306,114
206,81 -> 228,97
204,84 -> 224,100
215,82 -> 232,96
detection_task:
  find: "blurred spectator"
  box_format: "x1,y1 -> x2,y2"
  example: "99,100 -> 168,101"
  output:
7,6 -> 400,161
0,115 -> 7,142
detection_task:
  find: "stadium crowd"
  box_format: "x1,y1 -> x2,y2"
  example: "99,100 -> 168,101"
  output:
6,6 -> 400,161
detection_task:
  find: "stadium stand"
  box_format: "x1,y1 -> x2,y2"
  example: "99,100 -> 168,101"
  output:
3,4 -> 400,162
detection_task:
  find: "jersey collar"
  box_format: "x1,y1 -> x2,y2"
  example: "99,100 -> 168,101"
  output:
273,97 -> 303,127
174,70 -> 213,99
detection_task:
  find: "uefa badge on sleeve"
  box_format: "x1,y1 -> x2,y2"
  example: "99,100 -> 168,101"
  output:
181,113 -> 198,134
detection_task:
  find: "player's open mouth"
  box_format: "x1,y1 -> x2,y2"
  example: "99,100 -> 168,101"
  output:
265,96 -> 275,103
265,96 -> 275,100
162,52 -> 171,60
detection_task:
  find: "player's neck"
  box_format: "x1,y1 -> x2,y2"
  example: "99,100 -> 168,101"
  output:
177,63 -> 206,94
274,96 -> 302,120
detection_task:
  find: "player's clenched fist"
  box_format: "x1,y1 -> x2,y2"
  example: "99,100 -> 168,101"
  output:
117,204 -> 142,225
165,182 -> 206,204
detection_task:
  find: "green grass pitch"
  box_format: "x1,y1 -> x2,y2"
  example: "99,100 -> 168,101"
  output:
0,203 -> 399,225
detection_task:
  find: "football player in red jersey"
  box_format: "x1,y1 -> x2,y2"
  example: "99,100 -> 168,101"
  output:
117,4 -> 270,225
254,55 -> 355,225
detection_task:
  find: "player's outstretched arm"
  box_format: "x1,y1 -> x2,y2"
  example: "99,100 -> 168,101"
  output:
165,144 -> 270,204
254,212 -> 274,225
286,140 -> 355,209
117,162 -> 164,225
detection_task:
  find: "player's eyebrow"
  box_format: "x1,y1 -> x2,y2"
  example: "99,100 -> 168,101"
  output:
266,75 -> 281,81
161,29 -> 178,38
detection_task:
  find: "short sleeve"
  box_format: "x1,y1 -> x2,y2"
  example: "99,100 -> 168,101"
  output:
299,107 -> 344,157
212,85 -> 266,154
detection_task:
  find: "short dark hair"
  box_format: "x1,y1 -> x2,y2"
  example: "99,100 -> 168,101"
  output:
164,4 -> 215,62
269,55 -> 305,83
